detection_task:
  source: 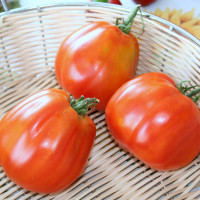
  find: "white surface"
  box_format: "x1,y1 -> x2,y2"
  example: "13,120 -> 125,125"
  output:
19,0 -> 200,17
120,0 -> 200,16
20,0 -> 90,7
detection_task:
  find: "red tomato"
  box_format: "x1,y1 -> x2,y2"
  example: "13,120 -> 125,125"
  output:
90,0 -> 122,5
55,14 -> 139,111
105,72 -> 200,171
0,89 -> 98,193
132,0 -> 156,7
109,0 -> 122,4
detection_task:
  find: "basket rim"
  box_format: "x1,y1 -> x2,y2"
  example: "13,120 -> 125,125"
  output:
0,1 -> 200,47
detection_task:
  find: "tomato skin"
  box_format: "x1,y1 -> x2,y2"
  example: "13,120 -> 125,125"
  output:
55,21 -> 139,111
132,0 -> 156,7
105,72 -> 200,171
0,89 -> 96,193
90,0 -> 122,5
109,0 -> 122,4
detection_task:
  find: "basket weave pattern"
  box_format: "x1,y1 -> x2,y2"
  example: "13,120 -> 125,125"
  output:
0,3 -> 200,200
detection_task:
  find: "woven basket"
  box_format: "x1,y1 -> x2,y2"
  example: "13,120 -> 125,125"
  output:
0,2 -> 200,200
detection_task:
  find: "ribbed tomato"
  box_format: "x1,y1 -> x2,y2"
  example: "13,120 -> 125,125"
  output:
55,6 -> 141,111
106,72 -> 200,171
0,89 -> 98,193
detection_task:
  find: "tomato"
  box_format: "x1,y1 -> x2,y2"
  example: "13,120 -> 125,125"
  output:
105,72 -> 200,171
132,0 -> 156,7
55,6 -> 140,111
0,89 -> 98,193
109,0 -> 122,4
90,0 -> 122,5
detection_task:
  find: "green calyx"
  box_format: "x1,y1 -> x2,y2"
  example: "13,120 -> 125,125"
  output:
176,81 -> 200,103
116,4 -> 144,35
70,95 -> 99,116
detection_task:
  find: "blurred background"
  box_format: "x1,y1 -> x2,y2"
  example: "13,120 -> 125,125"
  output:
0,0 -> 200,39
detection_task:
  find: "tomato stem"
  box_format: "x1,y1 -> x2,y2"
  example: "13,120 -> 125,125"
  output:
176,81 -> 200,103
70,95 -> 99,116
116,4 -> 144,35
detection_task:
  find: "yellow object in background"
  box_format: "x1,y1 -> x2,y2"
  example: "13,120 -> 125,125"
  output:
153,8 -> 200,39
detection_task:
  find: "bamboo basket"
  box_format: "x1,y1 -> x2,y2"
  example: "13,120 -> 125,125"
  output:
0,2 -> 200,200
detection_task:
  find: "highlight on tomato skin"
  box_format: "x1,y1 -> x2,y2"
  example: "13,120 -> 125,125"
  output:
55,6 -> 142,111
0,89 -> 98,194
105,72 -> 200,171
